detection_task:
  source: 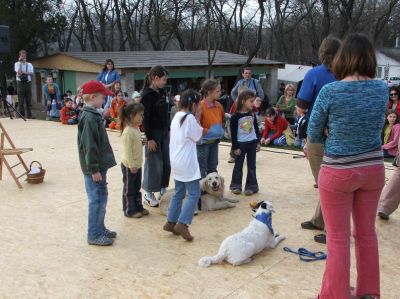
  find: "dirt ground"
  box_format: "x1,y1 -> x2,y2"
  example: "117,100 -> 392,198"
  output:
1,118 -> 399,299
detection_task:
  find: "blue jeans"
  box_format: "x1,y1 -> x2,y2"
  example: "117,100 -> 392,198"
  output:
230,141 -> 258,192
84,171 -> 108,240
167,179 -> 201,225
143,129 -> 171,192
197,142 -> 219,178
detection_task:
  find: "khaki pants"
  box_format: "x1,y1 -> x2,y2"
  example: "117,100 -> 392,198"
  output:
378,167 -> 400,215
307,139 -> 325,229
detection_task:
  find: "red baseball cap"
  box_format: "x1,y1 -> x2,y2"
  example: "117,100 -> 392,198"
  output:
81,80 -> 114,96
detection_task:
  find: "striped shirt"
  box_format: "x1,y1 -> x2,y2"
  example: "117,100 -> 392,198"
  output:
322,148 -> 383,169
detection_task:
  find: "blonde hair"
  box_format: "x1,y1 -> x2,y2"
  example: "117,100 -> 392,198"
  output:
284,84 -> 295,97
82,94 -> 92,103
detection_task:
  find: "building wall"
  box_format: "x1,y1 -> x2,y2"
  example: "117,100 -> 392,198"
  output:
75,72 -> 98,91
376,52 -> 400,79
63,71 -> 77,94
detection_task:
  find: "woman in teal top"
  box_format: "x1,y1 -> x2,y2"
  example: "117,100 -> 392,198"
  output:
308,33 -> 387,299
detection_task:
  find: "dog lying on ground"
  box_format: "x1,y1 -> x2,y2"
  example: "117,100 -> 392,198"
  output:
159,172 -> 239,215
198,201 -> 285,267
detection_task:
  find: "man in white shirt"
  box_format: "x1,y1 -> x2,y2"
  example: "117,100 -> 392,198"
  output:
14,49 -> 34,118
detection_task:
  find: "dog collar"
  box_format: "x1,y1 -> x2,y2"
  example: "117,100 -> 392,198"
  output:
255,212 -> 274,235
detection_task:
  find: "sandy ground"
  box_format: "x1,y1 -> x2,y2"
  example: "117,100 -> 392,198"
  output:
0,118 -> 399,299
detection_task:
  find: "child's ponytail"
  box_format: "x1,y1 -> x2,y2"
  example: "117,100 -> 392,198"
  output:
118,102 -> 145,134
142,65 -> 169,90
118,105 -> 129,134
179,89 -> 201,127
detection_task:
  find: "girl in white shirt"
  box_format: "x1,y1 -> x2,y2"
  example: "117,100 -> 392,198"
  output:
163,89 -> 203,241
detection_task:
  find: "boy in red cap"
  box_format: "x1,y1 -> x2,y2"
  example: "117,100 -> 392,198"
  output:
77,81 -> 117,246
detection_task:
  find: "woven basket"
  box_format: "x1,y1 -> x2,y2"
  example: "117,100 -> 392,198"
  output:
27,161 -> 46,184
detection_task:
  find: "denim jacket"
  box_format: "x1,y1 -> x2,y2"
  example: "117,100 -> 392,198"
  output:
96,69 -> 120,85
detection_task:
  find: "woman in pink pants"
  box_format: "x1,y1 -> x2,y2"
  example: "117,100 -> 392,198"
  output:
307,34 -> 388,299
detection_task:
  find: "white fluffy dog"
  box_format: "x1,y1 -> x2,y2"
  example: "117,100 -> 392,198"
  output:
198,201 -> 285,267
159,172 -> 238,215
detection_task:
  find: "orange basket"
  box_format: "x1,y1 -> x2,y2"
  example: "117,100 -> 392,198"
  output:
26,161 -> 46,184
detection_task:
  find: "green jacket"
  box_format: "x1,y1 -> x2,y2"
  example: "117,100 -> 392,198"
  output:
77,105 -> 116,175
276,95 -> 296,115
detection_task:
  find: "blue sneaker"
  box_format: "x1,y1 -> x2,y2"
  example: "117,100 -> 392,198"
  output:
104,229 -> 117,238
88,235 -> 113,246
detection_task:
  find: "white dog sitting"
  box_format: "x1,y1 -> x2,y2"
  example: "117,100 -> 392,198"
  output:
198,201 -> 285,267
159,172 -> 238,215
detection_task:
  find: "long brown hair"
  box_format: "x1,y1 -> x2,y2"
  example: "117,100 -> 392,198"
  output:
332,33 -> 376,80
103,59 -> 115,71
118,102 -> 144,133
143,65 -> 169,90
236,89 -> 255,112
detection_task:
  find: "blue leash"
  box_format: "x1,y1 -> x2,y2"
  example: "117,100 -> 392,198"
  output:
283,246 -> 327,262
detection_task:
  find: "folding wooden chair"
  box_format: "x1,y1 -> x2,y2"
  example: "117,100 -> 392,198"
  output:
0,121 -> 33,189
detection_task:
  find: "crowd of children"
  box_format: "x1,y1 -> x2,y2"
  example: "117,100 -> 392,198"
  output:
73,63 -> 399,248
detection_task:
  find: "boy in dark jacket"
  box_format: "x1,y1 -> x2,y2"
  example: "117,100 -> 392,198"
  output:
78,81 -> 117,246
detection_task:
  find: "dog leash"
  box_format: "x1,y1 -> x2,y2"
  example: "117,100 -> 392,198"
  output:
283,246 -> 327,262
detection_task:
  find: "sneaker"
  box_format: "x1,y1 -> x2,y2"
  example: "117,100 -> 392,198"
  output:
244,190 -> 254,196
314,233 -> 326,244
301,221 -> 324,231
174,223 -> 193,241
377,211 -> 389,220
125,212 -> 142,218
88,235 -> 113,246
163,222 -> 179,235
156,187 -> 168,201
228,156 -> 235,163
104,228 -> 117,238
160,187 -> 168,196
143,192 -> 159,207
141,209 -> 149,216
231,189 -> 241,195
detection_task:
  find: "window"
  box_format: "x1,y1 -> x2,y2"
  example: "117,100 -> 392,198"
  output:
376,66 -> 383,78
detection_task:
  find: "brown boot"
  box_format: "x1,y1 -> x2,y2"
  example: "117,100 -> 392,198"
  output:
163,222 -> 179,235
174,223 -> 193,241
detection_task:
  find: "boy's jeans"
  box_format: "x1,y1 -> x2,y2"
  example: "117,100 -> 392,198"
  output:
167,179 -> 200,225
84,171 -> 108,240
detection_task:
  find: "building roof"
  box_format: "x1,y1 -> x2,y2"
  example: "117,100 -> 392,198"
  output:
278,64 -> 312,83
59,50 -> 284,69
379,48 -> 400,63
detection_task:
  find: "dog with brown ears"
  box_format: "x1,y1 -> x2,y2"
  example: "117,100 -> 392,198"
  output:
159,172 -> 239,215
198,200 -> 285,267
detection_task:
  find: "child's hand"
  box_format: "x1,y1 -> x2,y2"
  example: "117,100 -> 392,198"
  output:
234,149 -> 241,156
130,167 -> 138,174
264,138 -> 271,145
148,140 -> 158,152
256,143 -> 261,152
260,137 -> 265,144
92,172 -> 102,182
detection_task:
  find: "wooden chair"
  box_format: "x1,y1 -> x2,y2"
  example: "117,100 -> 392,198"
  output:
0,121 -> 33,189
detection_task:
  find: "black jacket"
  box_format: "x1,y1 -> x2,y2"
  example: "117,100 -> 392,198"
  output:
141,87 -> 169,141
